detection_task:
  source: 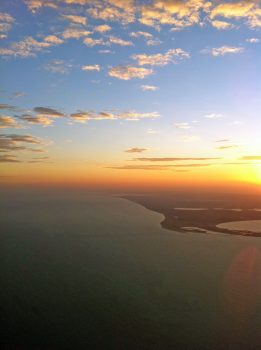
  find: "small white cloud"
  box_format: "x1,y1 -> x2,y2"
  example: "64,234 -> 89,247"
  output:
81,64 -> 100,72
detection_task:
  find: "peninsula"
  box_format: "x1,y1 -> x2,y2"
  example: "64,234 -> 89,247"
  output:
122,192 -> 261,237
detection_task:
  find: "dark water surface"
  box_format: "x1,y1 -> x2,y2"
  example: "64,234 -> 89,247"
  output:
1,190 -> 261,349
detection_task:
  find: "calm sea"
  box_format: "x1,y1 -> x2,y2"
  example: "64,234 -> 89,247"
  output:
1,190 -> 261,349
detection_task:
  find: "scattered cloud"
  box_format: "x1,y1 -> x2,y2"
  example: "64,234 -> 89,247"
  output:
0,154 -> 20,163
0,36 -> 63,58
94,24 -> 112,33
83,37 -> 105,47
204,113 -> 223,119
108,163 -> 213,170
125,147 -> 148,153
132,48 -> 189,66
33,107 -> 64,117
62,15 -> 87,25
141,85 -> 158,91
130,31 -> 153,39
44,35 -> 64,45
203,46 -> 244,56
239,156 -> 261,161
0,12 -> 15,36
246,38 -> 260,43
211,20 -> 235,30
81,64 -> 100,71
0,103 -> 16,111
109,36 -> 133,46
134,157 -> 221,162
43,59 -> 73,74
70,110 -> 159,123
62,28 -> 92,39
0,116 -> 20,129
19,114 -> 54,127
108,65 -> 153,80
216,145 -> 240,150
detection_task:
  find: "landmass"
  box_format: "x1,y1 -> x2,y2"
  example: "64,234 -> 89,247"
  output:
122,192 -> 261,237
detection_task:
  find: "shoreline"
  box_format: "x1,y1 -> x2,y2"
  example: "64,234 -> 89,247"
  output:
122,195 -> 261,238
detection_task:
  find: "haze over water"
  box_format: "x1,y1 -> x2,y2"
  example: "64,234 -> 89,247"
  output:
1,189 -> 261,349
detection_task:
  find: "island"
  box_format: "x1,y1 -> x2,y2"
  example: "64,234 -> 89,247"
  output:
122,192 -> 261,237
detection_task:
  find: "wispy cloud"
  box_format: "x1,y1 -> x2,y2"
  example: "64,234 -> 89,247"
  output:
240,156 -> 261,160
70,110 -> 160,123
33,107 -> 64,117
81,64 -> 100,72
133,157 -> 221,162
125,147 -> 148,153
203,46 -> 244,56
141,85 -> 158,91
43,60 -> 73,74
62,15 -> 87,26
0,116 -> 20,129
108,65 -> 153,80
132,48 -> 189,66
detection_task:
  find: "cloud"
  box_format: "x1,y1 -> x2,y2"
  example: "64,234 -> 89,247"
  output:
204,113 -> 223,119
0,103 -> 16,111
109,36 -> 133,46
62,28 -> 92,39
216,145 -> 240,150
83,37 -> 105,47
24,0 -> 58,13
0,134 -> 42,144
12,92 -> 26,99
134,157 -> 221,162
125,147 -> 148,153
139,0 -> 211,30
70,110 -> 160,123
210,2 -> 255,19
246,38 -> 260,43
28,156 -> 50,163
130,31 -> 153,39
87,1 -> 135,24
0,116 -> 20,129
174,122 -> 191,129
108,65 -> 153,80
44,35 -> 64,45
62,15 -> 87,25
132,48 -> 189,66
33,107 -> 64,117
0,36 -> 63,58
211,20 -> 235,30
141,85 -> 158,91
81,64 -> 100,71
239,156 -> 261,160
108,163 -> 213,170
209,1 -> 261,28
203,46 -> 244,56
19,114 -> 54,126
94,24 -> 112,33
0,12 -> 15,36
0,154 -> 20,163
43,59 -> 73,74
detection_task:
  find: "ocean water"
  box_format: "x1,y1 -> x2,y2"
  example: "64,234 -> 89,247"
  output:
1,190 -> 261,350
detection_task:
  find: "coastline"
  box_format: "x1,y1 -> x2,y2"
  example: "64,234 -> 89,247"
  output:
121,195 -> 261,237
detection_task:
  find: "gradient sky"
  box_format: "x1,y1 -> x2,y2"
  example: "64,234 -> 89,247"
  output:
1,0 -> 261,189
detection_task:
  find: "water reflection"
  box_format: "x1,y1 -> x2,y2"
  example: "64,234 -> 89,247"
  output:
221,246 -> 261,348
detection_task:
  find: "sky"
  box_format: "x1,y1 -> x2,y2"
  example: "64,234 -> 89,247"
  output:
0,0 -> 261,191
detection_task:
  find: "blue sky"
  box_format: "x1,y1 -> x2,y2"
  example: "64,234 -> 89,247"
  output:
1,0 -> 261,187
